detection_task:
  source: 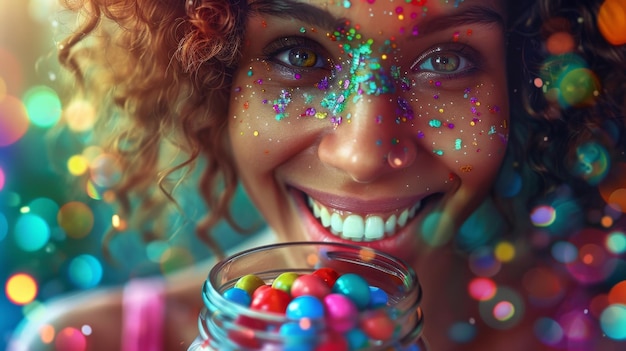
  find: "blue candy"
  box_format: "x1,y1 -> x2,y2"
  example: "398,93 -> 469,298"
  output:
368,285 -> 388,307
286,295 -> 325,319
332,273 -> 371,310
222,287 -> 251,306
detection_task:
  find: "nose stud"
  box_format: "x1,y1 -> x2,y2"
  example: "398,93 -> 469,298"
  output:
384,138 -> 416,169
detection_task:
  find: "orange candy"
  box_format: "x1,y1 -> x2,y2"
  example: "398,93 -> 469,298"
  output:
598,0 -> 626,45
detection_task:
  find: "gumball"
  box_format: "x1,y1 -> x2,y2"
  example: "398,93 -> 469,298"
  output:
272,272 -> 300,293
314,331 -> 349,351
252,284 -> 272,300
235,274 -> 266,296
228,315 -> 266,349
368,286 -> 388,308
223,287 -> 251,306
279,322 -> 316,351
323,293 -> 358,332
291,274 -> 332,299
345,328 -> 369,350
251,287 -> 292,314
598,0 -> 626,45
286,295 -> 325,319
312,267 -> 340,287
360,308 -> 396,340
332,273 -> 371,310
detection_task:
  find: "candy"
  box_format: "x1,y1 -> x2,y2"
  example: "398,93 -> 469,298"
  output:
291,274 -> 332,299
272,272 -> 300,293
286,295 -> 325,319
332,273 -> 372,310
312,267 -> 340,287
222,287 -> 251,306
250,287 -> 292,314
323,293 -> 359,332
235,274 -> 266,295
223,269 -> 411,350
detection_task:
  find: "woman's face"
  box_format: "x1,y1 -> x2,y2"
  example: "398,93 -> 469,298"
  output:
228,0 -> 509,263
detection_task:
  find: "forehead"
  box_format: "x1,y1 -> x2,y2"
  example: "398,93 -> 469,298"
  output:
247,0 -> 506,33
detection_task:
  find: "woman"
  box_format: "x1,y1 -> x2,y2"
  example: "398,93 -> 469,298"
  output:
10,0 -> 626,350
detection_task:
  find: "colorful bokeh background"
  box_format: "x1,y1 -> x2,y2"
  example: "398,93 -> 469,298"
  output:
2,1 -> 626,350
0,2 -> 263,350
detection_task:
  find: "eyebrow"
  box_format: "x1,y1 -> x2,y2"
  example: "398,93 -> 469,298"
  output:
248,0 -> 505,34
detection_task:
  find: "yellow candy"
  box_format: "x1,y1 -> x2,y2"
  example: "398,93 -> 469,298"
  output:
598,0 -> 626,45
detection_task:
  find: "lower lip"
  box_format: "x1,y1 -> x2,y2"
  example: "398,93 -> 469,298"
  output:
291,189 -> 422,262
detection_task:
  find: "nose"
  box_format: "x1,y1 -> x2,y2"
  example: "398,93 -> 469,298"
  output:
317,95 -> 418,183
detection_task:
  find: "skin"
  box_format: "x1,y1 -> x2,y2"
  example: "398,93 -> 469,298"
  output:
228,1 -> 515,349
228,0 -> 508,267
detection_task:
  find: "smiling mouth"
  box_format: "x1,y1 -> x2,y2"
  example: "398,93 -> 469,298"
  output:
306,195 -> 423,242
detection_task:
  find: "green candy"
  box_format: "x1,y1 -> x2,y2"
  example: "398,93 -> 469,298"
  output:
271,272 -> 300,293
234,274 -> 265,296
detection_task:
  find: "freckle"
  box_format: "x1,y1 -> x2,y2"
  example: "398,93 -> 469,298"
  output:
261,20 -> 267,27
438,108 -> 444,113
264,150 -> 269,154
243,101 -> 249,110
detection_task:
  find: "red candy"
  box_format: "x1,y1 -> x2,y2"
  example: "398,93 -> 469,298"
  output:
291,274 -> 332,299
360,309 -> 395,340
312,267 -> 340,287
250,287 -> 292,314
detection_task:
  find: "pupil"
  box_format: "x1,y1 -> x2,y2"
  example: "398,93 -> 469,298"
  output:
289,49 -> 315,67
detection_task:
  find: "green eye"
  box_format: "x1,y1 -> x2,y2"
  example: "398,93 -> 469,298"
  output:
288,48 -> 319,68
420,53 -> 466,73
431,54 -> 461,72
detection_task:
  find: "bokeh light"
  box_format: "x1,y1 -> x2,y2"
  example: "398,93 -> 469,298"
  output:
89,153 -> 122,188
13,213 -> 50,252
494,241 -> 516,263
67,155 -> 90,176
0,166 -> 5,190
447,321 -> 477,343
68,255 -> 103,289
572,142 -> 611,185
0,48 -> 24,95
6,273 -> 38,305
531,205 -> 556,227
606,231 -> 626,254
23,85 -> 62,128
54,327 -> 87,351
599,162 -> 626,213
546,31 -> 575,55
534,317 -> 564,346
28,197 -> 60,225
598,0 -> 626,45
64,99 -> 96,132
609,281 -> 626,305
0,95 -> 30,146
479,287 -> 524,329
39,324 -> 55,344
468,277 -> 497,301
0,212 -> 8,241
566,228 -> 617,284
600,304 -> 626,340
57,202 -> 94,239
469,247 -> 502,277
551,241 -> 578,263
523,267 -> 564,304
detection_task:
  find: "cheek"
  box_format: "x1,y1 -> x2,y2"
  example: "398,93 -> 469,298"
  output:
411,82 -> 509,183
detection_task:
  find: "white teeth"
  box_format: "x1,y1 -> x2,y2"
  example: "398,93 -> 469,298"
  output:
307,197 -> 422,242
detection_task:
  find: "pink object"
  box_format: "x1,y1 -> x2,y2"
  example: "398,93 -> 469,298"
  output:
121,278 -> 166,351
291,274 -> 331,299
323,293 -> 358,333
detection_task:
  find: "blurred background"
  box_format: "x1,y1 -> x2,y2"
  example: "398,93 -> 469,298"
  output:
0,2 -> 263,350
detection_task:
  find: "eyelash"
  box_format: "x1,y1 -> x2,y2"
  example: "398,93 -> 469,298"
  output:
262,37 -> 482,82
263,36 -> 333,73
410,44 -> 481,79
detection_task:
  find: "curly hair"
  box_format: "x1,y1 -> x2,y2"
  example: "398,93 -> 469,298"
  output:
56,0 -> 625,258
57,0 -> 248,259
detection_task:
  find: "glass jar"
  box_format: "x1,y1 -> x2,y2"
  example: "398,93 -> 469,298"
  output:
188,242 -> 427,351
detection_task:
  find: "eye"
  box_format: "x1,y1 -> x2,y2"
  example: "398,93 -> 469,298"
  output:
411,45 -> 479,76
264,36 -> 331,71
276,47 -> 323,68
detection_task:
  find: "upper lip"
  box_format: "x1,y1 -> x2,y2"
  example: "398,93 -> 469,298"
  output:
290,185 -> 432,214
